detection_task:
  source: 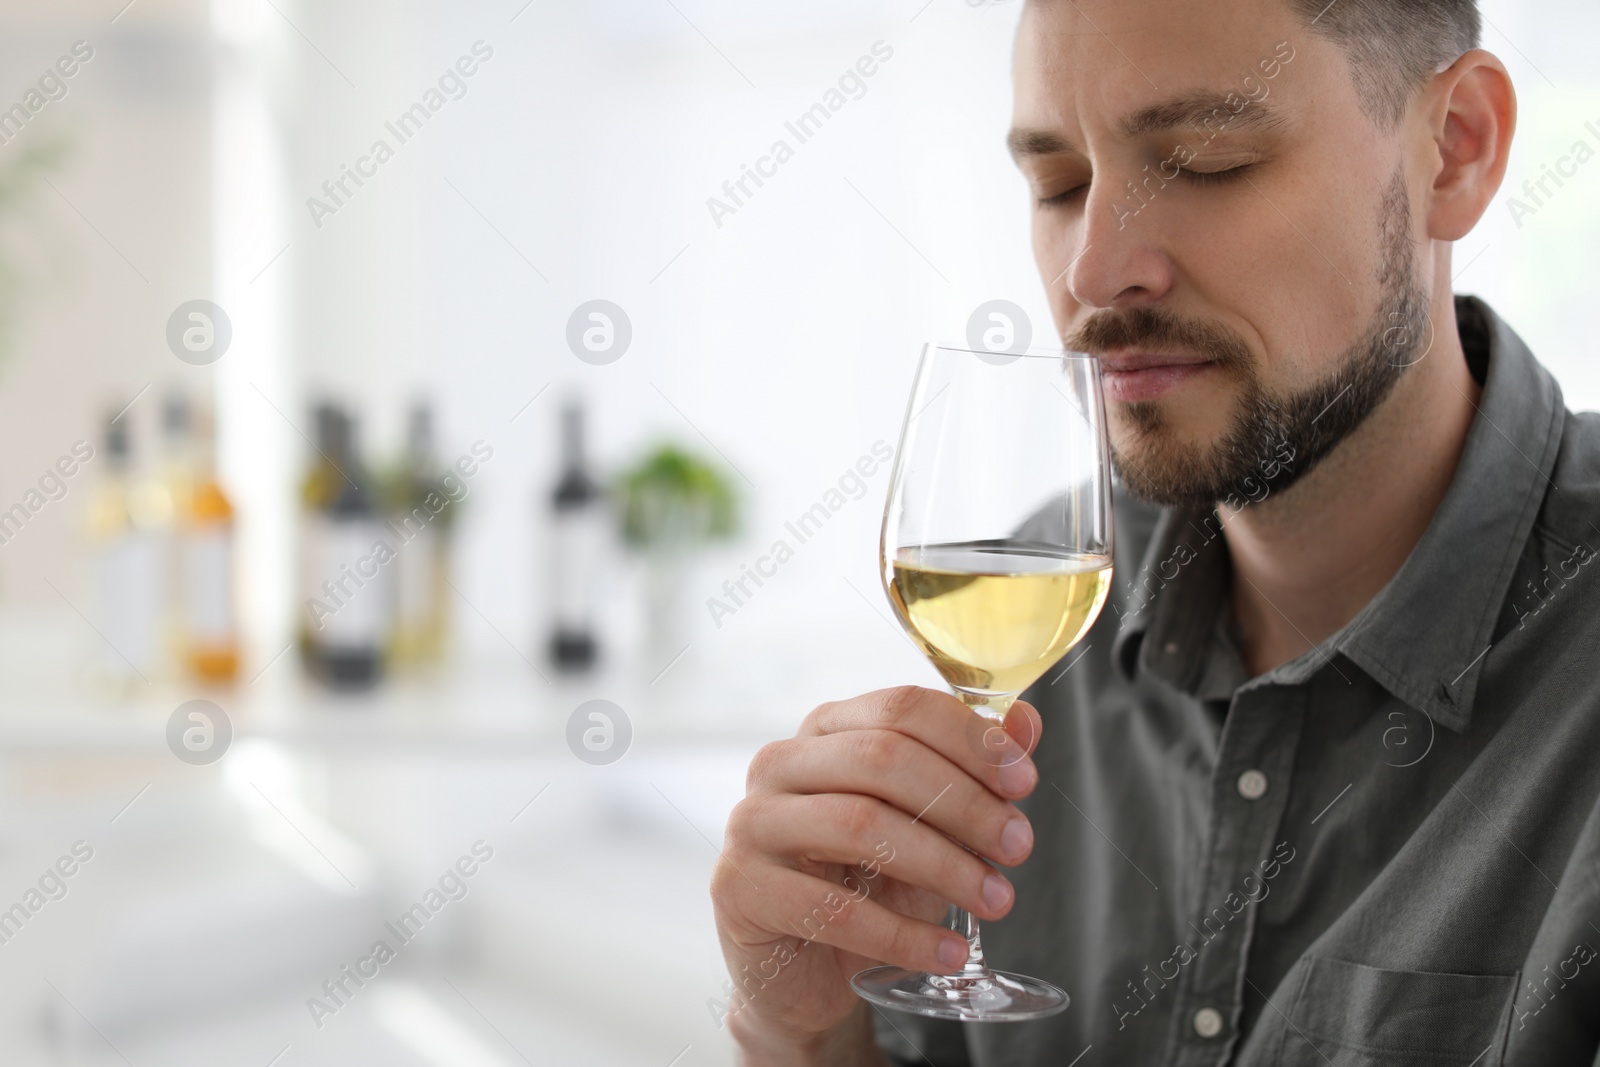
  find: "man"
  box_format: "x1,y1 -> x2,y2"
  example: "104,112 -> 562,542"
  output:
712,0 -> 1600,1062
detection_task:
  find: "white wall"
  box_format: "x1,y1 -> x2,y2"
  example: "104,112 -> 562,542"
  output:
271,0 -> 1048,687
1,0 -> 1597,681
1470,0 -> 1600,405
0,0 -> 214,610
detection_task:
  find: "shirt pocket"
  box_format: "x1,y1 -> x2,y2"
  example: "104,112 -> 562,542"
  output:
1278,957 -> 1518,1066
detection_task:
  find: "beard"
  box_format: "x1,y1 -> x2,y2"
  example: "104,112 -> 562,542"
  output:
1065,170 -> 1430,509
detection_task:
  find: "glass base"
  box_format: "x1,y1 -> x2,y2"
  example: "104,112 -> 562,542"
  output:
851,964 -> 1069,1022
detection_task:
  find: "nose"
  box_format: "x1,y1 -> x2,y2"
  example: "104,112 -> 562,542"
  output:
1060,172 -> 1177,311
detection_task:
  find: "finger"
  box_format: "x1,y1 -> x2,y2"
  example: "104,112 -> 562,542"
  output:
748,732 -> 1033,867
1006,699 -> 1043,758
746,864 -> 971,975
799,686 -> 1040,801
740,792 -> 1017,918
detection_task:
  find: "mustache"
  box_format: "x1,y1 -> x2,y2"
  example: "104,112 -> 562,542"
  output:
1065,307 -> 1255,370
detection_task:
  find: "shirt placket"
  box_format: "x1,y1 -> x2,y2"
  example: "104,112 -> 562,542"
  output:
1164,684 -> 1305,1066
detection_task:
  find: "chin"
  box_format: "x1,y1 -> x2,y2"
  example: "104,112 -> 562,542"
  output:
1110,402 -> 1228,455
1107,418 -> 1234,508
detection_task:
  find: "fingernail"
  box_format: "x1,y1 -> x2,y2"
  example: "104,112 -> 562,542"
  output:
1001,817 -> 1033,862
982,873 -> 1012,912
937,938 -> 968,971
997,757 -> 1037,796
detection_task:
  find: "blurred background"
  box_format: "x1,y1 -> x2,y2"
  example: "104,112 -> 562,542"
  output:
0,0 -> 1594,1062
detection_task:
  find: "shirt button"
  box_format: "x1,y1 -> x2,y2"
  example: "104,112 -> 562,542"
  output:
1164,641 -> 1179,655
1193,1006 -> 1224,1038
1236,769 -> 1268,800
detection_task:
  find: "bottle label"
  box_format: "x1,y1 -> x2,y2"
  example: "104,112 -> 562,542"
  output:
551,507 -> 605,628
183,527 -> 234,642
395,523 -> 440,628
97,531 -> 164,676
303,515 -> 392,649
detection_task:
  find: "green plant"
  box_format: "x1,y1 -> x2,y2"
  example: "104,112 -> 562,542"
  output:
615,443 -> 738,552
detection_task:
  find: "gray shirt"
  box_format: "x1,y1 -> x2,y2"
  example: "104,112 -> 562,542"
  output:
874,297 -> 1600,1066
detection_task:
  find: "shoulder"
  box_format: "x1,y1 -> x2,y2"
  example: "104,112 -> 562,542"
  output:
1539,409 -> 1600,545
1524,408 -> 1600,597
1491,406 -> 1600,659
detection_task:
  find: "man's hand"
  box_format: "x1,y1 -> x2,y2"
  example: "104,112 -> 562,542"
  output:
711,686 -> 1042,1063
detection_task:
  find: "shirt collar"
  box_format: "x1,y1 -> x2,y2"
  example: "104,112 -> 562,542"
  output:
1112,297 -> 1565,733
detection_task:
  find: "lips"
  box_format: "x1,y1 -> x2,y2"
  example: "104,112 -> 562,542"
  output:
1097,351 -> 1217,404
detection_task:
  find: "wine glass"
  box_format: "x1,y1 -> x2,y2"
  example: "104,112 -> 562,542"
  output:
850,343 -> 1114,1021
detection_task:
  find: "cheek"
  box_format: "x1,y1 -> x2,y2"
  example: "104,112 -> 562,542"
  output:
1030,212 -> 1057,278
1170,214 -> 1367,388
1031,213 -> 1084,328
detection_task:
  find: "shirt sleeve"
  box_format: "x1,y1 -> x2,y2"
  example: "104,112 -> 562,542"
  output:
871,1008 -> 972,1066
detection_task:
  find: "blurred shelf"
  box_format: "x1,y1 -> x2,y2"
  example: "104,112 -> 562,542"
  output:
0,664 -> 768,752
0,594 -> 921,753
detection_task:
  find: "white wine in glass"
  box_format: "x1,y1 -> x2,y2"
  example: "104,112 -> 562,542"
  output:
890,542 -> 1110,696
852,344 -> 1113,1022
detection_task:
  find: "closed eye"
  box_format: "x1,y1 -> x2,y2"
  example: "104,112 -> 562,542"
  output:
1179,163 -> 1255,185
1036,185 -> 1087,208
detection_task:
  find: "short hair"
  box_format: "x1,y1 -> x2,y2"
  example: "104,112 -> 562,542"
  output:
1289,0 -> 1481,126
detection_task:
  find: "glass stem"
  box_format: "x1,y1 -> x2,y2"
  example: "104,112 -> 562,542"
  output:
951,904 -> 991,978
937,687 -> 1021,984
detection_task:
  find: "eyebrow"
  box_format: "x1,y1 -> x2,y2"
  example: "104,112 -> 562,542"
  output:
1122,91 -> 1286,138
1007,91 -> 1287,161
1007,127 -> 1078,160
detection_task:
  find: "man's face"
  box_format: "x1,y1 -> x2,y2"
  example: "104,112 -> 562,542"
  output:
1011,0 -> 1429,506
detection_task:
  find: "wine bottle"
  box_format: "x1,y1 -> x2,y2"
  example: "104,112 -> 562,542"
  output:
157,391 -> 195,519
546,400 -> 602,671
155,390 -> 193,675
299,403 -> 389,689
387,401 -> 451,666
181,405 -> 240,683
87,411 -> 163,692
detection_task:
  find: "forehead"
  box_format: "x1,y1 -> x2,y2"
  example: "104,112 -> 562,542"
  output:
1013,0 -> 1314,133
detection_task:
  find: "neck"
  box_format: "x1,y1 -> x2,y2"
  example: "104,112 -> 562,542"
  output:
1224,288 -> 1482,677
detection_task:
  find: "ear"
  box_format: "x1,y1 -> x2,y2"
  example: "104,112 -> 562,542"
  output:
1422,49 -> 1517,241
